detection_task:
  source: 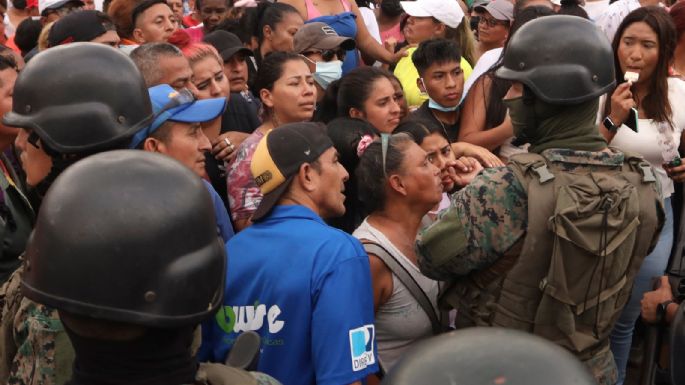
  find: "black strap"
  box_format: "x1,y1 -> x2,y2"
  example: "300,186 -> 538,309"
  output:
362,241 -> 442,335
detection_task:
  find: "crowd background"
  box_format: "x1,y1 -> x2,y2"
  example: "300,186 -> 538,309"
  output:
0,0 -> 681,384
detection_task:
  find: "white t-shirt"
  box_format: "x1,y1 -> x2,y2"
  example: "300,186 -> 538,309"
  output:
583,0 -> 610,22
594,0 -> 640,43
359,6 -> 382,44
606,77 -> 685,198
461,47 -> 502,103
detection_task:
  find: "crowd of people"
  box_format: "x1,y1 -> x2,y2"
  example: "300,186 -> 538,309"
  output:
0,0 -> 682,383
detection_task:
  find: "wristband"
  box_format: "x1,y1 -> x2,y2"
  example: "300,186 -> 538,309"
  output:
603,116 -> 620,132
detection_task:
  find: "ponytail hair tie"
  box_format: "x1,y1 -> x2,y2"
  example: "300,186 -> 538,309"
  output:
356,135 -> 375,157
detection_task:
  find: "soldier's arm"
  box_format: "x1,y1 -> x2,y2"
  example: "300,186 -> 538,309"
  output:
0,265 -> 24,383
416,168 -> 528,280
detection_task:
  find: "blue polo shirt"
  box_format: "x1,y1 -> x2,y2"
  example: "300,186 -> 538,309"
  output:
203,179 -> 234,242
199,205 -> 378,385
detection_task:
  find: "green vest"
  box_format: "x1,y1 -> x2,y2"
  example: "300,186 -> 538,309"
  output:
443,151 -> 663,381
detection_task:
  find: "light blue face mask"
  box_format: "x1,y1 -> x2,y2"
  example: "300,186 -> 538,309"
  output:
420,78 -> 459,112
312,60 -> 343,90
428,98 -> 459,112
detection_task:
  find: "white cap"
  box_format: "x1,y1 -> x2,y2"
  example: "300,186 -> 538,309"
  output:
38,0 -> 82,15
400,0 -> 465,28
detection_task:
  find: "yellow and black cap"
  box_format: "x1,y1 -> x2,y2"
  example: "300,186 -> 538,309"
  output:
250,122 -> 333,221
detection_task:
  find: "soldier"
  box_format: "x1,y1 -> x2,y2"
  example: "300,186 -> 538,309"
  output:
0,43 -> 153,385
416,15 -> 664,385
381,327 -> 596,385
20,150 -> 277,385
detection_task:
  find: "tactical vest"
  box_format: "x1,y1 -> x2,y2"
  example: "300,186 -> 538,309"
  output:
445,150 -> 663,362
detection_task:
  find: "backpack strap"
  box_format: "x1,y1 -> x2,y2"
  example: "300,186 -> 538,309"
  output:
621,149 -> 658,183
508,153 -> 555,185
362,240 -> 442,335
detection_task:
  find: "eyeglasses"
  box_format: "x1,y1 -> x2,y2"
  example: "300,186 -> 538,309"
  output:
301,48 -> 346,62
478,16 -> 508,28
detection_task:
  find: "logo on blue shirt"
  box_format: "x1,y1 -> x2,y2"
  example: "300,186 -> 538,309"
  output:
349,324 -> 375,371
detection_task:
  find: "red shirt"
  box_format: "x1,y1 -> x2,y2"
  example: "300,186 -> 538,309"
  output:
182,14 -> 201,28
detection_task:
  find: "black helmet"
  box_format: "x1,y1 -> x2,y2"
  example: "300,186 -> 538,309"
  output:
381,327 -> 596,385
671,302 -> 685,385
496,15 -> 615,105
21,150 -> 226,328
3,43 -> 153,155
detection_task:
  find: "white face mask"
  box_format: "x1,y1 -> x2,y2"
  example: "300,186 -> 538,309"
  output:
312,60 -> 343,90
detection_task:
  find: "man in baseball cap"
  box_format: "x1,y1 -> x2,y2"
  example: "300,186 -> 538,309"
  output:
38,0 -> 83,23
204,30 -> 253,94
199,122 -> 379,385
474,0 -> 513,55
294,22 -> 355,96
130,84 -> 234,242
47,10 -> 120,47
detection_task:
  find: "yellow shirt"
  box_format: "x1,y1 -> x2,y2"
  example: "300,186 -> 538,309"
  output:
394,46 -> 473,108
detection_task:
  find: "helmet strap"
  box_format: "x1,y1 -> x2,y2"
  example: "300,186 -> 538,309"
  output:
32,155 -> 79,207
512,86 -> 538,147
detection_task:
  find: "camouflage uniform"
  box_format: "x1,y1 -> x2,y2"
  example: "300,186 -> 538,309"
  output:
0,264 -> 74,385
418,148 -> 663,385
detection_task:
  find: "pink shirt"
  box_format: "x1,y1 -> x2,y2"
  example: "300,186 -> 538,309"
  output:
380,22 -> 404,44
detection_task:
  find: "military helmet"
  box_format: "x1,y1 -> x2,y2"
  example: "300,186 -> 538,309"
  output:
671,302 -> 685,385
495,15 -> 615,105
21,150 -> 226,328
381,327 -> 596,385
3,43 -> 153,155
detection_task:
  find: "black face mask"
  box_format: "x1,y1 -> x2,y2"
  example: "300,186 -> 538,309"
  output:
381,0 -> 403,17
469,16 -> 480,32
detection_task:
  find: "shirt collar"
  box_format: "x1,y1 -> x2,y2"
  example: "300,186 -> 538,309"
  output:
261,205 -> 326,224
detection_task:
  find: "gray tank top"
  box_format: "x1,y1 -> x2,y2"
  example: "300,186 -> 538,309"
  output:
353,219 -> 440,371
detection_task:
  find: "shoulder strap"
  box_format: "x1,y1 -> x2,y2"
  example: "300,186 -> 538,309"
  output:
620,149 -> 658,183
508,153 -> 555,185
362,240 -> 442,335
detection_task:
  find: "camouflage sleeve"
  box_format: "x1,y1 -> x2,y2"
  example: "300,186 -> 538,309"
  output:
417,167 -> 528,280
0,265 -> 25,383
0,265 -> 74,385
8,298 -> 74,385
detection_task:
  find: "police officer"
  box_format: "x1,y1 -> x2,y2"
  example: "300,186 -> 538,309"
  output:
381,327 -> 596,385
0,43 -> 153,385
416,16 -> 663,385
20,150 -> 277,385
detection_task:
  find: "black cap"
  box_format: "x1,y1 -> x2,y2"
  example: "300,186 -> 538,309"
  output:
47,10 -> 108,47
203,30 -> 253,62
250,122 -> 333,221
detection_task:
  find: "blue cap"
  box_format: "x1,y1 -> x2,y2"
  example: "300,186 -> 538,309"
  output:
129,84 -> 227,149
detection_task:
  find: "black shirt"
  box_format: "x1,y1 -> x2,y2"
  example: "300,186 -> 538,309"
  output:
409,101 -> 461,143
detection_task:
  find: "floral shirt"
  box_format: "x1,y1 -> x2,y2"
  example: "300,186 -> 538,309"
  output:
595,0 -> 640,43
226,130 -> 265,221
